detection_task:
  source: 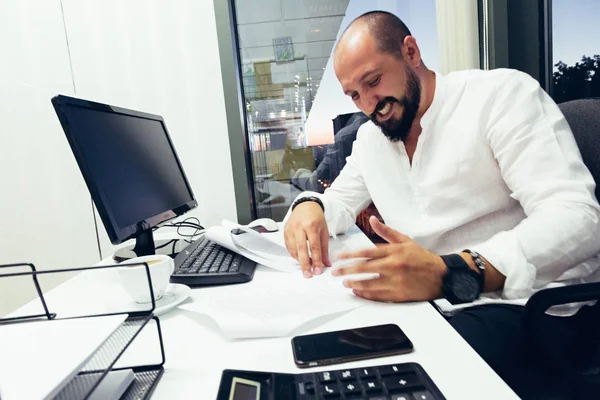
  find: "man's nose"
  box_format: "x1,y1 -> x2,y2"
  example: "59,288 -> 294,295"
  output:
362,96 -> 379,116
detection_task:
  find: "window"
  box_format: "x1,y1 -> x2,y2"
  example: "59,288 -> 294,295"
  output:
551,0 -> 600,103
230,0 -> 442,222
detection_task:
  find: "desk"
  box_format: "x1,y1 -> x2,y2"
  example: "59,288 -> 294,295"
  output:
11,245 -> 519,399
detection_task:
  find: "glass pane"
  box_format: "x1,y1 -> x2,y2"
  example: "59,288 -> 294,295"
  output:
552,0 -> 600,103
233,0 -> 439,222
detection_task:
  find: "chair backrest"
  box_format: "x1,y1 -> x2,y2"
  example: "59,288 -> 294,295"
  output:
558,98 -> 600,201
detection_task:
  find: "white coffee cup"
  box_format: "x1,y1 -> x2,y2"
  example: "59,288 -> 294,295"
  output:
118,254 -> 174,304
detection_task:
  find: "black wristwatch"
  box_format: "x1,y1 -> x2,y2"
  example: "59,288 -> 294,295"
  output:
291,196 -> 324,212
441,254 -> 484,304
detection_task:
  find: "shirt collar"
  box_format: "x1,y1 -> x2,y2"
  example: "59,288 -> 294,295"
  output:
420,71 -> 446,129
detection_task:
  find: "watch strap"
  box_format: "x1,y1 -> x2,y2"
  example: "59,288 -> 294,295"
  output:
462,249 -> 486,287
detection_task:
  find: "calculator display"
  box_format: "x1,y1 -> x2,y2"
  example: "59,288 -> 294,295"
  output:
228,377 -> 260,400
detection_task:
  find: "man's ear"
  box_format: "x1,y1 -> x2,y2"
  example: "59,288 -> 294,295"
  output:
402,36 -> 422,68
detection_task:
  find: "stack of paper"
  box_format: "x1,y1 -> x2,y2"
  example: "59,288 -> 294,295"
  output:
180,269 -> 366,339
205,219 -> 372,272
206,219 -> 299,271
0,314 -> 126,400
185,223 -> 379,339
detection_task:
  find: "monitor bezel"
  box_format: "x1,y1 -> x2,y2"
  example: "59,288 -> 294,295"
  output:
52,94 -> 198,245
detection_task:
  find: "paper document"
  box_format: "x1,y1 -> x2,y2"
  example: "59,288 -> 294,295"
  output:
206,219 -> 298,271
180,269 -> 366,339
205,219 -> 375,272
0,314 -> 127,400
183,223 -> 379,339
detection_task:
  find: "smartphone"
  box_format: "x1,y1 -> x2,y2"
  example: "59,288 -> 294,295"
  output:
291,323 -> 413,368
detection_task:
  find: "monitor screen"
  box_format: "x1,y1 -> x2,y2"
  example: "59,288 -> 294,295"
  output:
52,95 -> 197,246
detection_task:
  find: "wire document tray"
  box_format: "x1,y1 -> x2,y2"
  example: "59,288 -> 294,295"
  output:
0,262 -> 166,400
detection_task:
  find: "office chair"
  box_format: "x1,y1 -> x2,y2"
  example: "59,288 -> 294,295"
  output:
523,98 -> 600,399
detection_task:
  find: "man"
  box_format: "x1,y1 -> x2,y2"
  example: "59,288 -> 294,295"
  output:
291,112 -> 369,193
283,10 -> 600,399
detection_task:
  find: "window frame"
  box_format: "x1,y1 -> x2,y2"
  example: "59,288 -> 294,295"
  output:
213,0 -> 257,224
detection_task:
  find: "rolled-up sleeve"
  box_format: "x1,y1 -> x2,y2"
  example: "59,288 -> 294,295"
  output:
474,71 -> 600,299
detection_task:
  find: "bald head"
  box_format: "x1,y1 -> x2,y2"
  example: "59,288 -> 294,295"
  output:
335,11 -> 412,61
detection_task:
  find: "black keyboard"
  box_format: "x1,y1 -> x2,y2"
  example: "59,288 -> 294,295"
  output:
170,235 -> 256,286
217,362 -> 445,400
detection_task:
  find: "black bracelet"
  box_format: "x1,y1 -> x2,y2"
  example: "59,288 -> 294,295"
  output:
291,196 -> 324,212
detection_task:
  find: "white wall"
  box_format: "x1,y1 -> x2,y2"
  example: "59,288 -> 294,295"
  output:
0,0 -> 235,314
60,0 -> 237,258
0,0 -> 99,316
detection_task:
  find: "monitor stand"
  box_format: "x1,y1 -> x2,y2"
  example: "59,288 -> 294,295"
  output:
113,229 -> 155,262
112,229 -> 191,262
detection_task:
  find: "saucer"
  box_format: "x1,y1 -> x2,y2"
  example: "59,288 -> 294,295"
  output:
126,283 -> 191,316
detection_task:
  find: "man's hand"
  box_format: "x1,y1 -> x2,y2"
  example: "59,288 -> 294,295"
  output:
333,216 -> 447,302
284,201 -> 332,278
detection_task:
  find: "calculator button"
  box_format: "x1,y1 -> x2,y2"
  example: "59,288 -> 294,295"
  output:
383,373 -> 423,392
379,364 -> 412,376
412,390 -> 435,400
363,379 -> 382,393
341,380 -> 361,396
358,367 -> 377,378
338,369 -> 355,381
390,395 -> 412,400
319,383 -> 340,398
304,381 -> 315,394
318,371 -> 335,383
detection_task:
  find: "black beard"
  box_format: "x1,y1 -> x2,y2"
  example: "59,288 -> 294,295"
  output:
369,67 -> 421,142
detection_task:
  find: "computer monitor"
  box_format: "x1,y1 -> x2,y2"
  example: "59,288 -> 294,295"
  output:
52,95 -> 197,259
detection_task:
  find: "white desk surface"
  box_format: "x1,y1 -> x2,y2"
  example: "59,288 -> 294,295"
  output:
10,230 -> 519,400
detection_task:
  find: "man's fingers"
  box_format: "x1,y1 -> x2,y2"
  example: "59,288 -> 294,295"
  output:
369,216 -> 410,244
306,230 -> 323,274
295,231 -> 312,277
343,277 -> 384,291
320,228 -> 331,267
352,289 -> 392,302
284,230 -> 297,260
331,258 -> 389,276
339,246 -> 389,260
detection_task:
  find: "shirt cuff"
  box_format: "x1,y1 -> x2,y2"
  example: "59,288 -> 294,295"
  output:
473,231 -> 537,299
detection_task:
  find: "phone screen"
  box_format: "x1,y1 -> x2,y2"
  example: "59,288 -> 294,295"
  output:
292,324 -> 413,367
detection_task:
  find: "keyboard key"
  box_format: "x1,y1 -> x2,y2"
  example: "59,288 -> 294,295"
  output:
358,367 -> 377,378
379,364 -> 412,376
341,380 -> 360,396
363,379 -> 382,393
412,390 -> 435,400
338,369 -> 355,381
318,371 -> 335,383
367,397 -> 387,400
319,383 -> 340,398
219,255 -> 233,272
383,373 -> 423,392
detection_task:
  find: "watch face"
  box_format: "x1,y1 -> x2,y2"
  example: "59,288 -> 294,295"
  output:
451,273 -> 481,302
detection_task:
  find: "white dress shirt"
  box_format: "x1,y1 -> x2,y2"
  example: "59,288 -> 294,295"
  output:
291,69 -> 600,312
